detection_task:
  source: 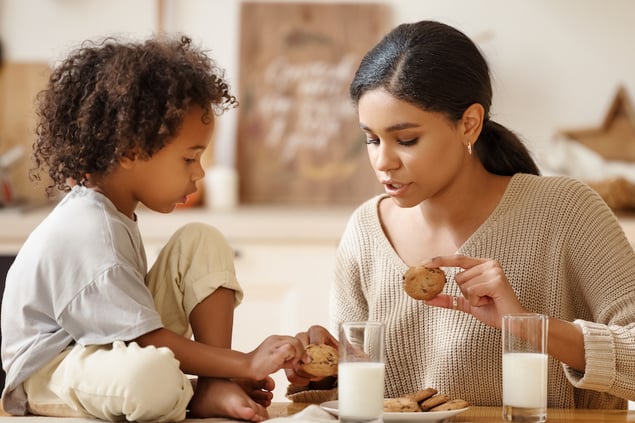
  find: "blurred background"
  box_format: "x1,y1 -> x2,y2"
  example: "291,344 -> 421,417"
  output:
2,0 -> 635,208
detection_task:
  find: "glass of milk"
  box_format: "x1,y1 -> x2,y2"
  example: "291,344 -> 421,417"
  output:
502,313 -> 548,422
338,321 -> 385,423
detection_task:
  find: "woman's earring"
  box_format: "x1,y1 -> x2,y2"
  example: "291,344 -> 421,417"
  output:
467,143 -> 472,155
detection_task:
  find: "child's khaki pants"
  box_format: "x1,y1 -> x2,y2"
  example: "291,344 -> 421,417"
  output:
22,223 -> 243,422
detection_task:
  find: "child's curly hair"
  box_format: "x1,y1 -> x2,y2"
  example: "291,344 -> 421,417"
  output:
32,35 -> 237,194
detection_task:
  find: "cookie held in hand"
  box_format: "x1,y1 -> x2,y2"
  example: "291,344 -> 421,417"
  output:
301,344 -> 338,377
403,266 -> 447,301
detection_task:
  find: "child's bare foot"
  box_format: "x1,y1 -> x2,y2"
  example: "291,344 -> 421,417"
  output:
188,377 -> 269,421
234,376 -> 275,407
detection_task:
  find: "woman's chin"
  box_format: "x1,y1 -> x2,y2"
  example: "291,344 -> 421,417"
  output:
389,196 -> 420,209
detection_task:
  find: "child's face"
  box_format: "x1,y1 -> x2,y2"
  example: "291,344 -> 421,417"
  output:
127,106 -> 214,214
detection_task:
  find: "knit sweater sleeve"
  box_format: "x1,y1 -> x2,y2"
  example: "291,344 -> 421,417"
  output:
555,179 -> 635,399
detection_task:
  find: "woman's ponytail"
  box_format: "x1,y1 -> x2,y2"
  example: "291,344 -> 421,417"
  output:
476,120 -> 540,176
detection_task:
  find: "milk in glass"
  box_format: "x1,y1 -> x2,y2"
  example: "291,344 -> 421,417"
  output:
338,321 -> 385,423
503,353 -> 548,408
502,314 -> 548,422
338,362 -> 385,420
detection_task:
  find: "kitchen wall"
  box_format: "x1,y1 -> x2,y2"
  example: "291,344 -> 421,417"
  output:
2,0 -> 635,172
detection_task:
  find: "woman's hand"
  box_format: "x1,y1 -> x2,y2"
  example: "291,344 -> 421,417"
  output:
285,325 -> 338,386
423,255 -> 528,328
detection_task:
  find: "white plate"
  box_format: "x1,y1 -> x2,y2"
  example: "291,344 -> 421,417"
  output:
320,400 -> 469,422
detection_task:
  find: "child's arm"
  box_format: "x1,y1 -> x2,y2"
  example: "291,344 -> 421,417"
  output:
135,328 -> 307,381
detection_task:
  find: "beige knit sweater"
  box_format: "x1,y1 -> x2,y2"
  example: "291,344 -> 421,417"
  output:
331,174 -> 635,409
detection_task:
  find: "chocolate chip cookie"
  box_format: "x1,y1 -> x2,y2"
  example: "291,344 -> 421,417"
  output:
300,344 -> 338,377
403,266 -> 447,300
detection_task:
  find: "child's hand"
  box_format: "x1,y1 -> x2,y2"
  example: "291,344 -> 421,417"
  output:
285,325 -> 338,386
247,335 -> 307,381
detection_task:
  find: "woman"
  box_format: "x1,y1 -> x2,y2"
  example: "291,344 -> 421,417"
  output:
291,20 -> 635,409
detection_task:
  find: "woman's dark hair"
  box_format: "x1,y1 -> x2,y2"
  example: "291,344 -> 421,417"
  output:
350,20 -> 539,176
33,35 -> 238,194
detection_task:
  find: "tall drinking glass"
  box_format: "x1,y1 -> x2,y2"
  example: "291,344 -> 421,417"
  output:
502,313 -> 548,422
338,321 -> 385,423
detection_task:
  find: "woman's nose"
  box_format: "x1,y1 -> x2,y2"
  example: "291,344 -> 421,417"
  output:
372,143 -> 399,172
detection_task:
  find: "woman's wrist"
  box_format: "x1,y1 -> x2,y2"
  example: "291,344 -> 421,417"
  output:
547,318 -> 585,372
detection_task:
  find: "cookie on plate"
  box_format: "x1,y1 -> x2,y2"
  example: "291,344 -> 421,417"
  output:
420,394 -> 450,411
403,266 -> 447,301
429,398 -> 471,411
300,344 -> 338,377
404,387 -> 438,403
383,397 -> 421,412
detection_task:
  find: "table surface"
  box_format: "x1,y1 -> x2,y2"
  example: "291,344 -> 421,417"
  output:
269,402 -> 635,422
1,402 -> 634,421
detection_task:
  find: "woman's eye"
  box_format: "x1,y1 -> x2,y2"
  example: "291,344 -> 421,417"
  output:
364,136 -> 417,146
398,138 -> 418,146
184,157 -> 196,163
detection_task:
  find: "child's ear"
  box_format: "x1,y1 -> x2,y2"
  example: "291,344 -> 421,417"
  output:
119,153 -> 137,169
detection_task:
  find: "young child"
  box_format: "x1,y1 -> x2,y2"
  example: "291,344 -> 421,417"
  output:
0,35 -> 307,422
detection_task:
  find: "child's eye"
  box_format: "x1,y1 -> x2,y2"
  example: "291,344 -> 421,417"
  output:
184,158 -> 196,164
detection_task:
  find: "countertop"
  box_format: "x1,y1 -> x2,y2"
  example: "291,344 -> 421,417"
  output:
3,206 -> 635,253
0,205 -> 357,254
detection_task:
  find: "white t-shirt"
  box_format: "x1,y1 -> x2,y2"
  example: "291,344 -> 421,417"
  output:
1,186 -> 163,410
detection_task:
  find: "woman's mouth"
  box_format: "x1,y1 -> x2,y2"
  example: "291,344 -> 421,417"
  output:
383,181 -> 409,196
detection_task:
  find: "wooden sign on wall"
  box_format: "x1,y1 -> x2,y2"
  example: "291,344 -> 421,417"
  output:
0,63 -> 53,207
236,2 -> 391,205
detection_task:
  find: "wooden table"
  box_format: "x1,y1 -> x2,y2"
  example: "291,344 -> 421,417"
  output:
269,402 -> 635,422
2,402 -> 634,421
